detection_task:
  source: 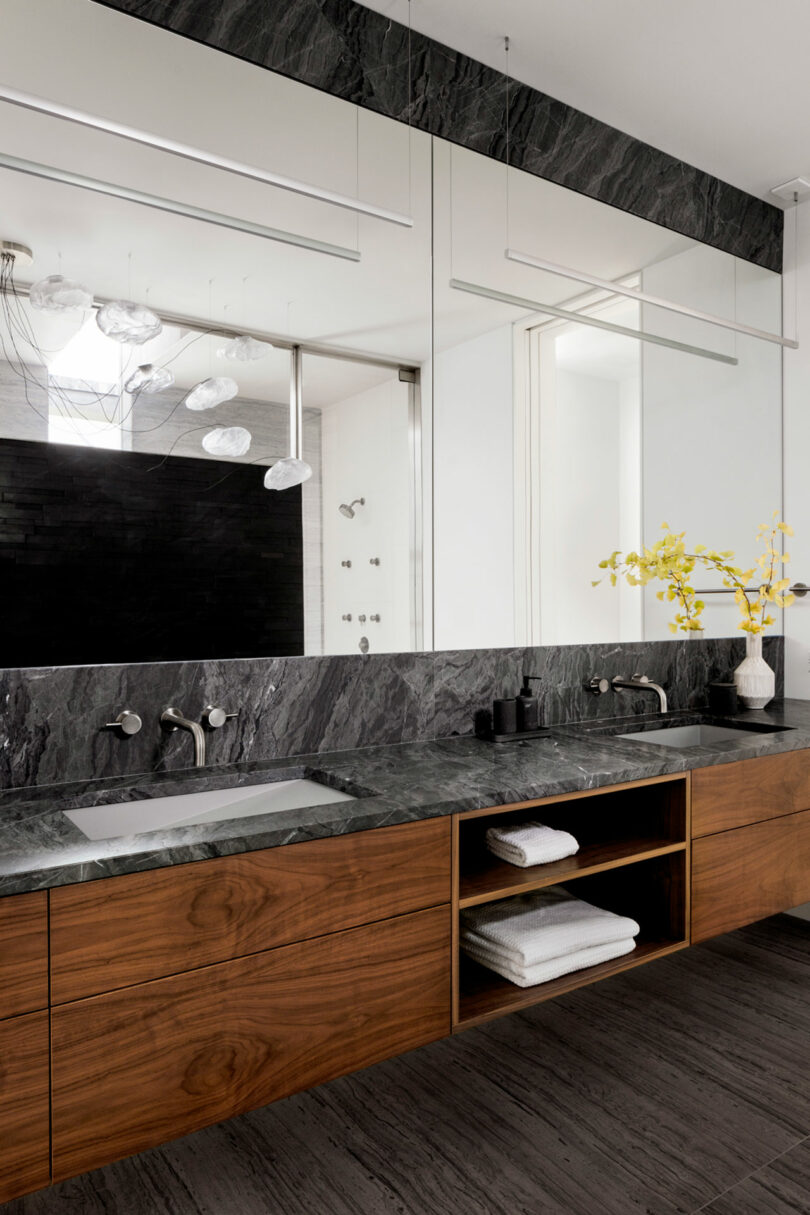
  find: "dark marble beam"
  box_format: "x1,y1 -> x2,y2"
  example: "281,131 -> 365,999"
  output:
90,0 -> 782,272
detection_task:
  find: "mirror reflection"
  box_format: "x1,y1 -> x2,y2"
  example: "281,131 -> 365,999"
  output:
431,141 -> 783,650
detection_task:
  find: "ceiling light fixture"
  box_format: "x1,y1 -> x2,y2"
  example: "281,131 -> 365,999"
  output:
0,84 -> 413,228
0,153 -> 362,263
450,278 -> 739,365
265,345 -> 313,491
504,248 -> 797,349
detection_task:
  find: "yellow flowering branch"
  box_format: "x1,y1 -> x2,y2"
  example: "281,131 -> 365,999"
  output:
594,514 -> 795,635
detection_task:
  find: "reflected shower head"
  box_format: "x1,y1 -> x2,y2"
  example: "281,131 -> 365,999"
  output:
339,497 -> 365,519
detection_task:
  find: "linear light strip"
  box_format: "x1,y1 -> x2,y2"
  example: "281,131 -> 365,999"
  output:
0,84 -> 413,229
0,152 -> 361,262
449,278 -> 739,366
505,248 -> 797,349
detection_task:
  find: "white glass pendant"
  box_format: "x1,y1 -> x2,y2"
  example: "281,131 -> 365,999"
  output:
29,274 -> 93,312
218,335 -> 272,361
124,363 -> 175,394
185,376 -> 239,410
264,457 -> 312,490
202,426 -> 252,457
96,299 -> 162,344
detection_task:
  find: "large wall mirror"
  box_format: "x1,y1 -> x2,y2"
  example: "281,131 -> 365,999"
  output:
431,141 -> 783,650
0,0 -> 785,665
0,3 -> 431,665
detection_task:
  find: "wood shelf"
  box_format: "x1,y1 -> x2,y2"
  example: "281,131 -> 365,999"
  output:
459,838 -> 686,908
455,937 -> 687,1031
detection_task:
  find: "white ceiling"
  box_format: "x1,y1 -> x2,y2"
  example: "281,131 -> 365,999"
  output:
367,0 -> 808,202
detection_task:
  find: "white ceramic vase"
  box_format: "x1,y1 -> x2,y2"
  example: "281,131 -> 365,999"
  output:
733,634 -> 775,709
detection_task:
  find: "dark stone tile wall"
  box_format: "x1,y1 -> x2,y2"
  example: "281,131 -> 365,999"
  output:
0,438 -> 304,667
0,636 -> 783,790
91,0 -> 783,271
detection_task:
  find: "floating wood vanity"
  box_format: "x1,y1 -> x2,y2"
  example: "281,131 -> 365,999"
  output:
2,750 -> 809,1202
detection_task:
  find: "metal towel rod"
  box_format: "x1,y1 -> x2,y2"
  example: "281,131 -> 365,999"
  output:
694,582 -> 808,598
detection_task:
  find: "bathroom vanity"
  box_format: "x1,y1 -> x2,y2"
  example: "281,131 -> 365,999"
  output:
2,717 -> 809,1203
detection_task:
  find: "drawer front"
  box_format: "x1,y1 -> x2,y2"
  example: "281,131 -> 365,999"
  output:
692,808 -> 810,942
0,1010 -> 51,1203
691,748 -> 810,837
51,816 -> 451,1002
0,891 -> 48,1019
52,904 -> 451,1180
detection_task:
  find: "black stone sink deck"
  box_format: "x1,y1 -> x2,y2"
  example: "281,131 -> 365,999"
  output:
2,699 -> 809,898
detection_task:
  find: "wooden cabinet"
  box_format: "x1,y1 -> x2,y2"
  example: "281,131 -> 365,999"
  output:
692,808 -> 810,942
51,817 -> 450,1002
691,748 -> 810,837
52,905 -> 451,1180
0,891 -> 48,1019
0,1011 -> 50,1202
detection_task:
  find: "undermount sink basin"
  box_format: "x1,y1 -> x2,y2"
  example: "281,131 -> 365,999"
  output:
64,777 -> 358,841
618,722 -> 786,748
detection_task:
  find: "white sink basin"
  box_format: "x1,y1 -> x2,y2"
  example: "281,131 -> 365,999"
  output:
64,778 -> 357,841
619,723 -> 758,748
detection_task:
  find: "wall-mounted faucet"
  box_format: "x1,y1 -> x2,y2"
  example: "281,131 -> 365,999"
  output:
160,704 -> 238,767
612,673 -> 668,713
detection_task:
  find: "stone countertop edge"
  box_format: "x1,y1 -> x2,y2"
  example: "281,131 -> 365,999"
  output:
1,698 -> 809,897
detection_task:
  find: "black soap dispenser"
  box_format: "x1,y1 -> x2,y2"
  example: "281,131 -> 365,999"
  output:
517,675 -> 541,731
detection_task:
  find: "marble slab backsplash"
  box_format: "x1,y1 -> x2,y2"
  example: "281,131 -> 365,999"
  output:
0,636 -> 783,791
92,0 -> 782,273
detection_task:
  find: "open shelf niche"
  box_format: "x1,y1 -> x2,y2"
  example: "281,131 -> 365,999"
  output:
453,773 -> 690,1030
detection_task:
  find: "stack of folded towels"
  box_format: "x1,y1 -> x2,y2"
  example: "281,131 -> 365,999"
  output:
461,885 -> 640,988
486,819 -> 579,868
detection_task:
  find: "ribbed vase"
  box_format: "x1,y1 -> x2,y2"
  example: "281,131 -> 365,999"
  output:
733,634 -> 775,709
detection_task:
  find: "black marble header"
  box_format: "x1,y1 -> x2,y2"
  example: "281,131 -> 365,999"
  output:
0,636 -> 783,790
91,0 -> 782,272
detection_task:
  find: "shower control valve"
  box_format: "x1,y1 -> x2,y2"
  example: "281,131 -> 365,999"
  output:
342,613 -> 352,622
358,614 -> 367,623
341,560 -> 352,568
588,677 -> 610,696
369,557 -> 380,566
370,614 -> 381,622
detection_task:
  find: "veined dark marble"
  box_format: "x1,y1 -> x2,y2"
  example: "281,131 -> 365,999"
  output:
0,637 -> 783,790
0,695 -> 807,897
90,0 -> 783,272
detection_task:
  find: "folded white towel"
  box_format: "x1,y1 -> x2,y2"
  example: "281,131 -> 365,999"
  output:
485,820 -> 579,868
461,885 -> 640,969
462,935 -> 636,988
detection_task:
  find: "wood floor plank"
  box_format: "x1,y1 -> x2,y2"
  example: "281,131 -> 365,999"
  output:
3,915 -> 808,1215
697,1137 -> 810,1214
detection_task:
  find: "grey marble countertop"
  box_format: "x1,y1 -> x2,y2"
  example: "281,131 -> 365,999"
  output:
2,699 -> 809,897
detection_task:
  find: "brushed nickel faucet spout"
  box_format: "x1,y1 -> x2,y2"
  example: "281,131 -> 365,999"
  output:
611,673 -> 668,713
161,707 -> 206,767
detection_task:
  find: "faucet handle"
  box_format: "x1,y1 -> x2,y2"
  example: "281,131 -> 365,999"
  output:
103,710 -> 143,736
631,672 -> 649,683
202,705 -> 238,730
588,677 -> 610,696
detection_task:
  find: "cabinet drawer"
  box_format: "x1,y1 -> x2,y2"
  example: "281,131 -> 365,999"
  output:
692,808 -> 810,942
52,903 -> 450,1180
51,816 -> 451,1002
0,891 -> 48,1019
0,1010 -> 51,1203
691,748 -> 810,837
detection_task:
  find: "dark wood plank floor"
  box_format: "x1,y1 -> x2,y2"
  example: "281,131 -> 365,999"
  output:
4,915 -> 808,1215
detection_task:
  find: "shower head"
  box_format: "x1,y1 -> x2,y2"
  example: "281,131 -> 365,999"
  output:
339,497 -> 365,519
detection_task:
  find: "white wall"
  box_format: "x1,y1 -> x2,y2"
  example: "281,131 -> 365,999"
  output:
321,377 -> 412,655
783,204 -> 810,700
433,324 -> 515,650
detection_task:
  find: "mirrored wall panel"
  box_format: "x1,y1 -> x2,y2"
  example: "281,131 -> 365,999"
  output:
431,140 -> 783,650
0,40 -> 431,664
